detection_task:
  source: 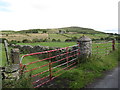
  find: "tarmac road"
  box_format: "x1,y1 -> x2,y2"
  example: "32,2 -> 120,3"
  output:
87,65 -> 119,88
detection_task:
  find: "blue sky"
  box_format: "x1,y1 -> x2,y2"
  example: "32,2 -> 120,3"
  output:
0,0 -> 11,12
0,0 -> 9,6
0,0 -> 118,33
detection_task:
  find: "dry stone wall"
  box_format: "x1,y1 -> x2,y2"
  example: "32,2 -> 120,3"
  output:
10,44 -> 60,54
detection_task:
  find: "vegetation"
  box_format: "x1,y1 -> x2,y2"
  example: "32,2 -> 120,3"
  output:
1,26 -> 118,43
1,42 -> 119,88
58,48 -> 118,88
1,26 -> 119,88
17,42 -> 76,48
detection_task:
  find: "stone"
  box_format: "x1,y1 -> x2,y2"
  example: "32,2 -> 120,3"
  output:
77,35 -> 92,61
11,48 -> 20,64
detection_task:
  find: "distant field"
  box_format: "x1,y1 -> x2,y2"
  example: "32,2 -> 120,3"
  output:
17,42 -> 76,47
1,33 -> 48,41
63,33 -> 109,39
48,34 -> 69,41
1,32 -> 110,42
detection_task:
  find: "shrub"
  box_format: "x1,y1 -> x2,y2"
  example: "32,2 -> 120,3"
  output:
57,39 -> 61,42
52,39 -> 56,42
17,41 -> 21,43
71,37 -> 77,41
42,31 -> 47,33
43,39 -> 48,42
32,38 -> 40,42
22,39 -> 31,43
9,40 -> 18,44
65,39 -> 72,42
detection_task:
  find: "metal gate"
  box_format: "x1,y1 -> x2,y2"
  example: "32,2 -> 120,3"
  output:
20,44 -> 79,88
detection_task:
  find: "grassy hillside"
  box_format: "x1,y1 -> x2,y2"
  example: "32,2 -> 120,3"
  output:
0,26 -> 118,42
0,26 -> 105,34
59,26 -> 105,34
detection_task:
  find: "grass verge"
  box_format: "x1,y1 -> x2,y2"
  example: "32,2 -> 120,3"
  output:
57,48 -> 118,88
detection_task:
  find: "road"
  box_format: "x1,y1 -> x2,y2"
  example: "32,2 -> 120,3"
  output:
87,65 -> 119,88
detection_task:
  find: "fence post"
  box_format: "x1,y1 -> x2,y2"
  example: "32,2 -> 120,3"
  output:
66,47 -> 69,67
3,40 -> 10,65
97,46 -> 98,54
112,40 -> 115,51
48,52 -> 52,80
77,35 -> 92,62
2,48 -> 20,80
10,48 -> 20,64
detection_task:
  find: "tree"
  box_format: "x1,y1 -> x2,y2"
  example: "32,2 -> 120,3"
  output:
52,39 -> 56,42
57,39 -> 61,42
66,30 -> 69,33
59,30 -> 62,33
9,40 -> 18,44
22,39 -> 31,43
71,36 -> 77,41
65,39 -> 72,42
43,39 -> 48,42
42,31 -> 47,33
100,38 -> 104,40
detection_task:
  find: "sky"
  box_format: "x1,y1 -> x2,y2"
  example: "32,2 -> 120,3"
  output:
0,0 -> 119,33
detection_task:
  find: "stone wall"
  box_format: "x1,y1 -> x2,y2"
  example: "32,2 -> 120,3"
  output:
10,44 -> 60,54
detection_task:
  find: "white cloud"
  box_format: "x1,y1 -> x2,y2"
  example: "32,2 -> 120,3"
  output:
0,0 -> 119,33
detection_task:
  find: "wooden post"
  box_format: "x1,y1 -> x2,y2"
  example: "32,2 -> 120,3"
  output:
66,47 -> 69,67
112,40 -> 115,51
3,40 -> 10,65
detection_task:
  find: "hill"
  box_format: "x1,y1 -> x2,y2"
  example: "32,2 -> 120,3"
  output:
59,26 -> 105,34
0,26 -> 118,42
13,26 -> 105,34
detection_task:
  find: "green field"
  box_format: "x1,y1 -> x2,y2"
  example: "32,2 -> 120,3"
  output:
48,34 -> 69,42
1,44 -> 7,67
63,33 -> 109,39
17,42 -> 76,47
2,42 -> 117,67
17,42 -> 115,56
